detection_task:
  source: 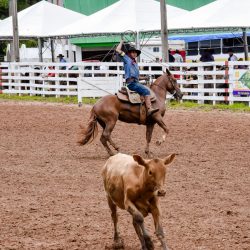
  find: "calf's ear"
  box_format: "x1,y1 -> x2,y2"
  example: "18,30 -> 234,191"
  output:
133,154 -> 146,167
163,154 -> 176,165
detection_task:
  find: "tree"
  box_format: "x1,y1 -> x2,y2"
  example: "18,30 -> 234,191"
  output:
0,0 -> 8,19
18,0 -> 41,12
0,0 -> 41,19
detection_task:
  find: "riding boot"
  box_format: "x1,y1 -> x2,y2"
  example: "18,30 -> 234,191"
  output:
144,96 -> 159,116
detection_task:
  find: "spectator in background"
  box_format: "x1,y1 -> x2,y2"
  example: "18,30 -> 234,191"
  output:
237,58 -> 248,69
155,57 -> 160,63
228,48 -> 238,61
200,49 -> 214,81
168,50 -> 175,62
57,54 -> 66,63
173,49 -> 184,63
199,48 -> 214,62
57,54 -> 66,70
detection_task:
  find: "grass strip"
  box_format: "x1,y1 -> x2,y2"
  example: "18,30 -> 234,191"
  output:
0,94 -> 249,112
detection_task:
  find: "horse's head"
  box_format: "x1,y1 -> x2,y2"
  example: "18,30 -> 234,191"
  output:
165,69 -> 183,102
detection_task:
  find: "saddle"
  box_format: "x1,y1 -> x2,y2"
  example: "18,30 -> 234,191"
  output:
116,86 -> 157,125
117,86 -> 156,104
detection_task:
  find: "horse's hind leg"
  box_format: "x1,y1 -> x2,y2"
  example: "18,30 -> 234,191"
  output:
108,137 -> 119,152
100,120 -> 118,156
97,118 -> 119,154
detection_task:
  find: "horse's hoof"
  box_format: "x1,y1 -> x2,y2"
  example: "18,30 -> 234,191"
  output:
112,238 -> 124,249
145,151 -> 153,159
156,140 -> 161,146
144,235 -> 154,250
108,151 -> 115,156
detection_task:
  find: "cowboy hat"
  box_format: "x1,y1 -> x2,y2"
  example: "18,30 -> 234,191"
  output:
127,46 -> 141,56
57,54 -> 64,58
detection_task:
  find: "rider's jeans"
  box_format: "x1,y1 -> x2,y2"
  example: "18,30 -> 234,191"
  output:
127,81 -> 150,96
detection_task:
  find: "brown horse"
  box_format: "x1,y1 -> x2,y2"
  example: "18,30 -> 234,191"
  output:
79,69 -> 183,156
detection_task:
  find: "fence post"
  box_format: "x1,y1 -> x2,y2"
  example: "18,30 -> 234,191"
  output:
30,64 -> 35,96
14,63 -> 21,96
198,65 -> 204,104
179,64 -> 183,103
212,64 -> 216,105
7,63 -> 11,93
228,62 -> 234,105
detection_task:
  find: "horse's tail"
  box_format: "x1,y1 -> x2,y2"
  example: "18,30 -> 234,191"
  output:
78,108 -> 98,146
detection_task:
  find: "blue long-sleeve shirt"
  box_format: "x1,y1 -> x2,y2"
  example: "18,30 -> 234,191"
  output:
120,54 -> 139,81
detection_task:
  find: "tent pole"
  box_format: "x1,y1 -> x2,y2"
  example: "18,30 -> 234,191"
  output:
68,40 -> 74,62
8,0 -> 14,62
12,0 -> 20,62
160,0 -> 169,62
136,31 -> 141,62
50,39 -> 55,62
38,38 -> 43,62
242,28 -> 249,61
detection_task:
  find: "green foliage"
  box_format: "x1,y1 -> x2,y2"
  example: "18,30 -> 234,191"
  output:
0,0 -> 8,19
0,0 -> 8,8
22,39 -> 38,48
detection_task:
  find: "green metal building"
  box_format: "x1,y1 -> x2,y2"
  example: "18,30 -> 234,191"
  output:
64,0 -> 215,15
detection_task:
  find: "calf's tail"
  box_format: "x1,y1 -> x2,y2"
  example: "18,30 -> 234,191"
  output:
78,108 -> 98,145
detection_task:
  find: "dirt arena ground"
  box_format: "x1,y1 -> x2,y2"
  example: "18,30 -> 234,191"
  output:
0,100 -> 249,250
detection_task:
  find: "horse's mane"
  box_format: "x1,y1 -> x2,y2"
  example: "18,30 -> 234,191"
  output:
151,72 -> 168,87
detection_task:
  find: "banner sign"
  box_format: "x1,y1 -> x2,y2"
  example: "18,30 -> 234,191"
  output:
233,70 -> 250,97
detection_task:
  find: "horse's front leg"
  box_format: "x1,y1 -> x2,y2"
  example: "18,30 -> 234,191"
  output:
155,115 -> 169,146
145,124 -> 155,157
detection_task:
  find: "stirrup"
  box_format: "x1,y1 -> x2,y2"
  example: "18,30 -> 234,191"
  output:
147,108 -> 159,116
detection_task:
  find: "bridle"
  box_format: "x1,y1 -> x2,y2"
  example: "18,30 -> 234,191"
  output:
151,73 -> 178,96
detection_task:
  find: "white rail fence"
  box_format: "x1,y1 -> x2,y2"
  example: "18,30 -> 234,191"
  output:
0,61 -> 250,106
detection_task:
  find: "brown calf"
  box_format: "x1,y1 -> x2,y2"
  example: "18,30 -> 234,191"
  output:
102,153 -> 175,250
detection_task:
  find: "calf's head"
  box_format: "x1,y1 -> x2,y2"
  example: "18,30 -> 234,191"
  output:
133,154 -> 175,196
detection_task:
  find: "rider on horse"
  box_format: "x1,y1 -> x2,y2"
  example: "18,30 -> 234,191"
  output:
116,40 -> 159,117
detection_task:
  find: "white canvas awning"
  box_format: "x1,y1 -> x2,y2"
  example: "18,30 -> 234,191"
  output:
169,0 -> 250,32
0,0 -> 86,39
52,0 -> 188,37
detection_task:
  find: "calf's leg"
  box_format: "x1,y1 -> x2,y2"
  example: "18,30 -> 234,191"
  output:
107,196 -> 124,249
150,199 -> 168,250
125,199 -> 154,250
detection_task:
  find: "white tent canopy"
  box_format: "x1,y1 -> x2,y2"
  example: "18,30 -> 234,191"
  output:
169,0 -> 250,31
52,0 -> 188,37
0,0 -> 86,38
